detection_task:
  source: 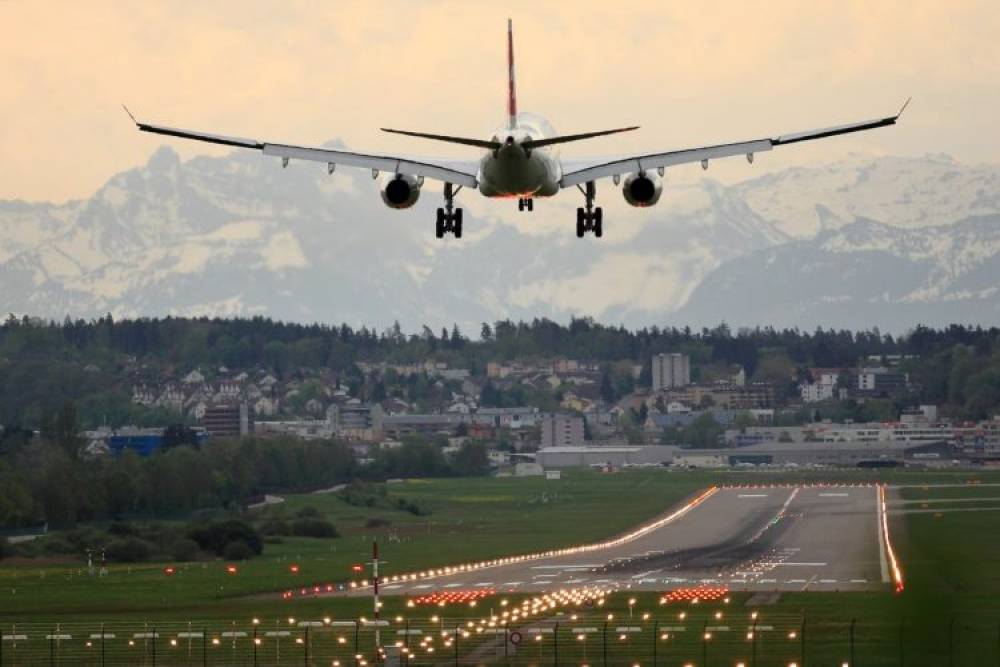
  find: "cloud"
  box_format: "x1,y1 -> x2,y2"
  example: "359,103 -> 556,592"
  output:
0,0 -> 998,201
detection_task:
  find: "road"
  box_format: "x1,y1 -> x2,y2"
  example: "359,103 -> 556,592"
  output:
363,485 -> 887,598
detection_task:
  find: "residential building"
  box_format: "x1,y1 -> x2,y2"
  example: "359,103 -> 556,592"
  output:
202,402 -> 253,438
540,413 -> 585,448
652,353 -> 691,391
857,367 -> 909,395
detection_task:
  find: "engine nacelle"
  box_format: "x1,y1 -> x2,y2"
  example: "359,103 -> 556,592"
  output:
380,174 -> 423,209
621,171 -> 663,207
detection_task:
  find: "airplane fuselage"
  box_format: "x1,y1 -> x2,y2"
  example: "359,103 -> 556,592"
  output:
477,122 -> 561,198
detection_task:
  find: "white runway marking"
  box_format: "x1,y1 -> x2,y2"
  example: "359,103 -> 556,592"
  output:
443,583 -> 462,588
760,578 -> 777,584
774,562 -> 828,567
565,578 -> 588,584
850,579 -> 868,583
739,494 -> 769,498
475,582 -> 493,587
501,581 -> 522,586
819,579 -> 837,584
820,493 -> 849,497
532,564 -> 601,569
788,579 -> 807,584
414,584 -> 431,589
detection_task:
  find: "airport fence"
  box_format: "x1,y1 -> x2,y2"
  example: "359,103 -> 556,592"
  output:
2,613 -> 1000,666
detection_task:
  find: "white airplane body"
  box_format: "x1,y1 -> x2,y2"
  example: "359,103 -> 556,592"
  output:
128,20 -> 907,238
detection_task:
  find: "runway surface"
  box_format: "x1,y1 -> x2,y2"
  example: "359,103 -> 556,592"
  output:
362,485 -> 888,597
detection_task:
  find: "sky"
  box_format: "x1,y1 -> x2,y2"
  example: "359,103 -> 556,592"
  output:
1,0 -> 999,202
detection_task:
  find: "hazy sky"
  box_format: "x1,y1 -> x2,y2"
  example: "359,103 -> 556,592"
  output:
2,1 -> 999,202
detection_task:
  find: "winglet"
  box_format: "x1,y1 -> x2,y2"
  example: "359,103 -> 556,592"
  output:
896,97 -> 912,119
121,104 -> 138,125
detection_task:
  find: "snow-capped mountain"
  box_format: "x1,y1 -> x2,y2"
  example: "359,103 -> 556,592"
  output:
0,145 -> 998,332
675,215 -> 1000,331
734,153 -> 1000,238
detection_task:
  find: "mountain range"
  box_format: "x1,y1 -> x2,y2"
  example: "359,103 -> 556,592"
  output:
1,145 -> 998,333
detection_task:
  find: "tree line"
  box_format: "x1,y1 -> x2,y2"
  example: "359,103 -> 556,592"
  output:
0,432 -> 490,529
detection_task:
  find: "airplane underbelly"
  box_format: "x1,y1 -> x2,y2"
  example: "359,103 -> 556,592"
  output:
479,153 -> 559,198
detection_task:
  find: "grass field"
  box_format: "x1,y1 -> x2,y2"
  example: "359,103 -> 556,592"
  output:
4,467 -> 1000,664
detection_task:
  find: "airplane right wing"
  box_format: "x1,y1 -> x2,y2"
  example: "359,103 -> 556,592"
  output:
125,109 -> 480,188
560,100 -> 909,188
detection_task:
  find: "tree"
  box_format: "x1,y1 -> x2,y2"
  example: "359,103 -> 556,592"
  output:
599,371 -> 615,403
682,413 -> 724,449
451,441 -> 490,476
733,411 -> 756,433
162,424 -> 200,450
480,323 -> 493,341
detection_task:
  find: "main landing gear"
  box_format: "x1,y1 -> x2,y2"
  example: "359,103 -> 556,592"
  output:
435,182 -> 463,238
575,181 -> 602,237
517,197 -> 534,212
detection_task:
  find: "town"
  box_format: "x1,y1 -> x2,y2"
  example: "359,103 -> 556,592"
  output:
47,328 -> 998,474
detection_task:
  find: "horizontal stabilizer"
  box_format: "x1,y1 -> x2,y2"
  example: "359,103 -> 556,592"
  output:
524,126 -> 639,149
380,128 -> 501,150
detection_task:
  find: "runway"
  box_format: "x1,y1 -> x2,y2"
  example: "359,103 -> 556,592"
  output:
362,485 -> 888,598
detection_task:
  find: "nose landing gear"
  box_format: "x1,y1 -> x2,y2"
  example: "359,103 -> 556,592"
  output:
575,181 -> 602,238
517,197 -> 534,212
435,183 -> 463,238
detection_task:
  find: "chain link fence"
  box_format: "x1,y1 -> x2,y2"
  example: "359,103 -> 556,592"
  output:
2,614 -> 999,666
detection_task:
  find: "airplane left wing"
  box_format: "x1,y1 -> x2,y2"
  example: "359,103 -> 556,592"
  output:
126,109 -> 479,188
560,101 -> 908,188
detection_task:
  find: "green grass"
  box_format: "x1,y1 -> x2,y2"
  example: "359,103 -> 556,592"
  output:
4,467 -> 1000,664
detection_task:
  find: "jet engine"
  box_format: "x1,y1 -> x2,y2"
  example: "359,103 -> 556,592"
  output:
380,174 -> 423,209
621,171 -> 663,207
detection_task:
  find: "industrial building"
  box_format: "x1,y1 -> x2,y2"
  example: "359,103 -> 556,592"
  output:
673,439 -> 952,468
537,445 -> 679,468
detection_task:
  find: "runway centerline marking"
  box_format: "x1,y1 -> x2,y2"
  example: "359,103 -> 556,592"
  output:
774,562 -> 828,567
739,494 -> 769,498
820,493 -> 849,497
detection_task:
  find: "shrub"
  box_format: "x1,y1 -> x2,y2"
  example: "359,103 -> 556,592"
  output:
188,520 -> 262,556
222,541 -> 254,561
291,518 -> 339,538
107,522 -> 140,537
169,538 -> 200,562
105,537 -> 155,563
259,519 -> 292,536
40,536 -> 77,555
295,506 -> 321,519
364,518 -> 391,529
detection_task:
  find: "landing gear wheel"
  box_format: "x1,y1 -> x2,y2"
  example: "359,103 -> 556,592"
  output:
435,182 -> 465,239
518,199 -> 525,212
574,180 -> 603,238
527,199 -> 534,212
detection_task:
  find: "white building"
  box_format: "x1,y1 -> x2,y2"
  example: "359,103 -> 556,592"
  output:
652,353 -> 691,391
800,382 -> 835,403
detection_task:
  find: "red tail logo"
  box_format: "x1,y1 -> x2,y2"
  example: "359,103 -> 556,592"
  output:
507,19 -> 517,130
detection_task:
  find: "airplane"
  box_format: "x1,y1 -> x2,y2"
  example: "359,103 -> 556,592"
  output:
126,20 -> 907,240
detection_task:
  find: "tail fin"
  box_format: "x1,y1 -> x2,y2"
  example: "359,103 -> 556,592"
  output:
507,18 -> 517,130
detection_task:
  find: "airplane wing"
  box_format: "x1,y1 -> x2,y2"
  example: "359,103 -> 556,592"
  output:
125,109 -> 479,188
560,100 -> 909,188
